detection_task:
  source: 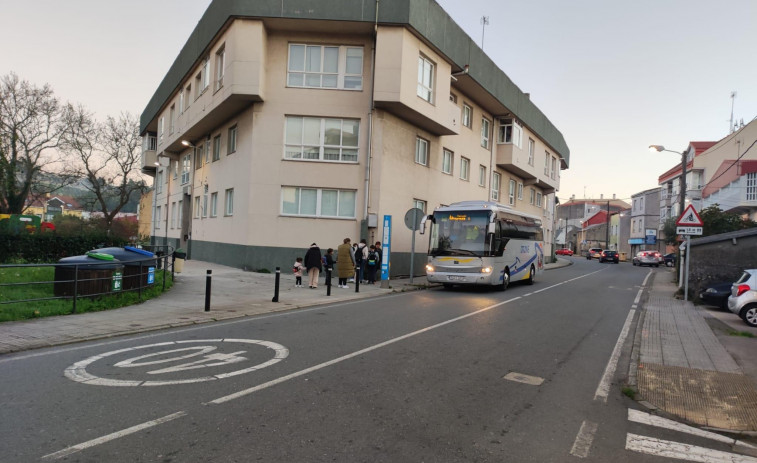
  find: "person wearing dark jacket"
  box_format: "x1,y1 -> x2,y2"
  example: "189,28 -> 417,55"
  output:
304,243 -> 323,288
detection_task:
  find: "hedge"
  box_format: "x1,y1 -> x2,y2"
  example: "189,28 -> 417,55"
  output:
0,233 -> 128,264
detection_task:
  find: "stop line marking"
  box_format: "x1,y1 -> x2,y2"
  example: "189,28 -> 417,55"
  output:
626,433 -> 757,462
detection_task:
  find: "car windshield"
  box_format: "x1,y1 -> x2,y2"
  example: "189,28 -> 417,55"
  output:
735,271 -> 752,285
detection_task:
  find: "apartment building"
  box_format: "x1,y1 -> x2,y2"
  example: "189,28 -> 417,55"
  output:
657,141 -> 716,230
629,187 -> 661,255
140,0 -> 569,274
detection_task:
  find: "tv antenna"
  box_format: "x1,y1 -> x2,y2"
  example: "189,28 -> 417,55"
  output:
729,91 -> 737,133
481,16 -> 489,50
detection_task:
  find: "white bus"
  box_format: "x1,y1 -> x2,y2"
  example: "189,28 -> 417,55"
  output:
420,201 -> 544,290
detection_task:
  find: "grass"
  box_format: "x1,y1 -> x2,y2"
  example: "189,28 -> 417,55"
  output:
728,330 -> 756,338
0,266 -> 174,322
622,387 -> 636,400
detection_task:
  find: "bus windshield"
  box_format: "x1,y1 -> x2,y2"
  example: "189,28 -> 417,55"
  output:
429,211 -> 491,257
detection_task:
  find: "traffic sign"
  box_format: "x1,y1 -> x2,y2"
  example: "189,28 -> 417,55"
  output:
676,204 -> 703,227
676,226 -> 703,235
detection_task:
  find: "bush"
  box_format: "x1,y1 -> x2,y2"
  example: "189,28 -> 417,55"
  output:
0,232 -> 128,263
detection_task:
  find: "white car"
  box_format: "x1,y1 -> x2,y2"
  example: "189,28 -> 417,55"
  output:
727,269 -> 757,327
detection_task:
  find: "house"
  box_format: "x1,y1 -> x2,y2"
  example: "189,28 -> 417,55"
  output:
629,187 -> 661,255
139,0 -> 570,274
23,195 -> 84,222
556,196 -> 630,253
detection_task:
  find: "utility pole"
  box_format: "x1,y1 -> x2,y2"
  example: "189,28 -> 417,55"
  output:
730,91 -> 737,133
605,200 -> 610,249
481,16 -> 489,50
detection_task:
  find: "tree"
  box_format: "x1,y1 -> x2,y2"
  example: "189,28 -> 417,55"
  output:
662,204 -> 756,245
0,73 -> 67,213
60,105 -> 147,233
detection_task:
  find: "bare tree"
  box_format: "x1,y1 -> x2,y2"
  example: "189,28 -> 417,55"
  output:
0,73 -> 67,214
61,105 -> 147,233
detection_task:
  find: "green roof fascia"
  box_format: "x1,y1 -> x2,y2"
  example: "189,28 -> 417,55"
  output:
140,0 -> 569,166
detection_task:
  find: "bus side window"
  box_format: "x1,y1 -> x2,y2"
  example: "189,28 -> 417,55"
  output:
494,222 -> 507,256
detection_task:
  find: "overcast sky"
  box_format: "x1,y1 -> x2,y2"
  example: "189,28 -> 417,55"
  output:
3,0 -> 755,204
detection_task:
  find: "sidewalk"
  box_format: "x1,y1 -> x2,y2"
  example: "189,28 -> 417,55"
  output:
0,258 -> 570,355
634,268 -> 757,433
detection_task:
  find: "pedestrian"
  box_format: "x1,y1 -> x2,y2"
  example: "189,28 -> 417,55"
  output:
336,238 -> 354,288
324,248 -> 335,287
355,238 -> 368,282
374,241 -> 383,281
293,257 -> 304,287
303,243 -> 322,289
365,245 -> 380,284
349,243 -> 358,282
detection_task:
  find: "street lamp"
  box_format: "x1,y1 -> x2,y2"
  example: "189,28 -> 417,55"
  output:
649,145 -> 686,218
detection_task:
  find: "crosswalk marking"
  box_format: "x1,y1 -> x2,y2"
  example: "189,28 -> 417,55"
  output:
626,433 -> 757,463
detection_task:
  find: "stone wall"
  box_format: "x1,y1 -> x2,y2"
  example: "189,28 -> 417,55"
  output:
688,228 -> 757,295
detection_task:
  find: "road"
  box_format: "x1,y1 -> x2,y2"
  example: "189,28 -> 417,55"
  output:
0,259 -> 751,462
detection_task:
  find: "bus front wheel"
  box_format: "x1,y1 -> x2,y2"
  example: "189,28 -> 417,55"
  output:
527,265 -> 535,285
499,271 -> 510,291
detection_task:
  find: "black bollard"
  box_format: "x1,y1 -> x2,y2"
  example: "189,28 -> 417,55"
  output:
326,266 -> 332,296
272,267 -> 280,302
205,269 -> 212,312
355,266 -> 360,293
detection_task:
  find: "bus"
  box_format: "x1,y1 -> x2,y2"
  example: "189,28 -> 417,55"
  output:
420,201 -> 544,290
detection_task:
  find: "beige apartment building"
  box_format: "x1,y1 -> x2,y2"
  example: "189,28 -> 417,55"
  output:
140,0 -> 569,274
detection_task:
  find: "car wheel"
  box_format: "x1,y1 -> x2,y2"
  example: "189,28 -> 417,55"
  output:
655,264 -> 659,267
442,283 -> 453,289
739,304 -> 757,327
527,265 -> 535,285
666,261 -> 673,267
499,270 -> 510,291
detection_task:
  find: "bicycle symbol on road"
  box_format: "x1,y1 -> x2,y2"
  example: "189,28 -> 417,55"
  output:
64,339 -> 289,387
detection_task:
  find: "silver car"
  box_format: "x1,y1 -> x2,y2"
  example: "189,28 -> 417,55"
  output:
728,269 -> 757,327
632,251 -> 660,267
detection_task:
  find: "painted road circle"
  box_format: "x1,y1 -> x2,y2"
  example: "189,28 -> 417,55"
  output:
64,339 -> 289,386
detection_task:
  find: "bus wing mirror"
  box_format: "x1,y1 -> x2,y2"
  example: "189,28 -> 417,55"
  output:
487,222 -> 496,235
419,215 -> 434,235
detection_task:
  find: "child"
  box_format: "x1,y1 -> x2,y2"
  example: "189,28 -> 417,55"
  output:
293,257 -> 304,287
365,245 -> 380,284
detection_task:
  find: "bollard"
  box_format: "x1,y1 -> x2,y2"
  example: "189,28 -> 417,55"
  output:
354,266 -> 360,293
205,269 -> 212,312
326,266 -> 332,296
272,267 -> 280,302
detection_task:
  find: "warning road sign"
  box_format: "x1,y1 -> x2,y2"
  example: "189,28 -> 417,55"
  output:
676,204 -> 703,227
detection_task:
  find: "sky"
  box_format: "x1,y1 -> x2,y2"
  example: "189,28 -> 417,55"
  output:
2,0 -> 756,205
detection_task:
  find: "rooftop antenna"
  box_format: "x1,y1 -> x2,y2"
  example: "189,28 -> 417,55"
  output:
481,16 -> 489,50
729,91 -> 737,133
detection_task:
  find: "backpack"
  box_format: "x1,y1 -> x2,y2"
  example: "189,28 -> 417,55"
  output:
367,251 -> 377,266
355,246 -> 364,263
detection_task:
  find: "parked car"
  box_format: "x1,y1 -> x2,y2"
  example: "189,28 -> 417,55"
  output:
556,248 -> 574,256
728,269 -> 757,327
663,253 -> 676,267
699,282 -> 733,309
632,251 -> 660,267
586,248 -> 603,260
599,250 -> 619,264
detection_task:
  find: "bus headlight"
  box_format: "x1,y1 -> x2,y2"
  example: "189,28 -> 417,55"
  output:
425,264 -> 435,273
480,266 -> 492,274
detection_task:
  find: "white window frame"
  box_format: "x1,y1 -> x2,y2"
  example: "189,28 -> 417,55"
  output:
225,188 -> 234,216
417,55 -> 434,103
194,196 -> 201,219
529,188 -> 535,205
497,118 -> 522,148
155,170 -> 163,194
491,172 -> 501,201
202,56 -> 210,91
284,116 -> 359,163
210,192 -> 218,218
528,138 -> 535,166
212,135 -> 221,162
442,149 -> 453,175
171,202 -> 176,228
202,185 -> 208,218
215,46 -> 225,91
517,182 -> 523,200
462,104 -> 472,128
169,105 -> 175,134
181,154 -> 191,185
228,125 -> 237,154
415,137 -> 429,166
413,199 -> 427,213
544,152 -> 550,176
155,206 -> 161,229
551,156 -> 557,180
281,187 -> 356,218
460,157 -> 470,181
536,192 -> 543,208
287,44 -> 363,90
179,90 -> 185,114
478,165 -> 486,187
481,118 -> 491,149
508,179 -> 516,206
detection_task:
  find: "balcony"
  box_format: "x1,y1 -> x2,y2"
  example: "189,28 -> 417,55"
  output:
140,135 -> 158,174
495,143 -> 558,194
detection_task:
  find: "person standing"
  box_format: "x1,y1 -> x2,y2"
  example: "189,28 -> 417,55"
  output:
293,257 -> 304,288
323,248 -> 335,287
374,241 -> 383,282
365,245 -> 380,284
355,239 -> 368,282
304,243 -> 322,289
336,238 -> 354,288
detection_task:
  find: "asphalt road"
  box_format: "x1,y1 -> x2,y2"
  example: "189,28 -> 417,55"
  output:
0,259 -> 748,462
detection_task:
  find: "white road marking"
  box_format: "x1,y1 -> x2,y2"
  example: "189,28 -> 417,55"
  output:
570,420 -> 598,458
503,372 -> 544,386
626,433 -> 757,462
594,309 -> 636,402
64,339 -> 288,386
42,411 -> 187,460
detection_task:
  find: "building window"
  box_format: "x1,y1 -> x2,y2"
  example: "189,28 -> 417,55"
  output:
528,138 -> 535,166
215,46 -> 225,91
195,143 -> 203,170
417,55 -> 434,103
478,165 -> 486,187
194,72 -> 202,99
415,137 -> 428,166
179,90 -> 185,114
225,188 -> 234,216
413,199 -> 427,213
201,185 -> 208,218
442,149 -> 453,174
287,44 -> 363,90
213,135 -> 221,161
284,116 -> 359,162
460,157 -> 470,181
156,170 -> 163,194
172,160 -> 178,180
177,199 -> 182,224
491,172 -> 501,201
518,182 -> 523,200
463,104 -> 472,128
202,56 -> 210,91
536,192 -> 543,208
205,139 -> 211,164
508,179 -> 516,206
228,125 -> 237,154
158,117 -> 164,142
169,105 -> 175,134
747,172 -> 757,201
529,188 -> 535,205
497,118 -> 522,148
194,196 -> 201,219
281,187 -> 356,218
481,118 -> 491,149
551,156 -> 557,180
210,192 -> 218,217
544,152 -> 550,176
181,154 -> 191,184
185,83 -> 191,108
171,202 -> 176,228
155,206 -> 161,229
